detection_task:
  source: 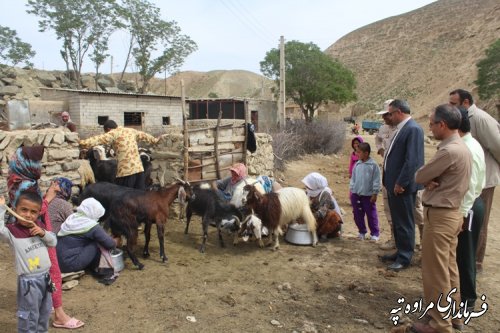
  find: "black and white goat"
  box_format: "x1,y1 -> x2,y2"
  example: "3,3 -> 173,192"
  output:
184,183 -> 243,253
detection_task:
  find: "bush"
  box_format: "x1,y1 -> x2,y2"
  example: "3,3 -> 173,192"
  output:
271,119 -> 346,170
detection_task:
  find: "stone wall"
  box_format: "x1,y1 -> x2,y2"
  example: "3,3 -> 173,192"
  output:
0,126 -> 274,199
0,129 -> 81,199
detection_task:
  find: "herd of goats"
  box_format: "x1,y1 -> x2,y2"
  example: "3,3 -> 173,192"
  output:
77,146 -> 321,270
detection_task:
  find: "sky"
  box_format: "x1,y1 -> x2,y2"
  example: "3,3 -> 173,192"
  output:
1,0 -> 436,76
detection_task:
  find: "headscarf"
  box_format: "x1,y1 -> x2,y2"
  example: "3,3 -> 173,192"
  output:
301,172 -> 333,198
53,177 -> 73,201
58,198 -> 105,236
8,146 -> 44,206
229,163 -> 247,185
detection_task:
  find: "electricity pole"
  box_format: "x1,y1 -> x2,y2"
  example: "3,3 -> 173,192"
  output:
279,36 -> 285,129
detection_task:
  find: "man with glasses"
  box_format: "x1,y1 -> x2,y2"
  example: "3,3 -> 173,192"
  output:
449,89 -> 500,273
414,104 -> 471,333
376,99 -> 425,252
380,99 -> 424,271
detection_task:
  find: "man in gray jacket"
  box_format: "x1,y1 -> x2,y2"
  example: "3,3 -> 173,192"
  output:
449,89 -> 500,272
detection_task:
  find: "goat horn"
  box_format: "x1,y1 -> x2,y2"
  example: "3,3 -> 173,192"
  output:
174,177 -> 186,184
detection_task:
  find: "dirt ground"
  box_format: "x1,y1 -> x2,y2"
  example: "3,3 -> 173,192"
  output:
1,132 -> 499,333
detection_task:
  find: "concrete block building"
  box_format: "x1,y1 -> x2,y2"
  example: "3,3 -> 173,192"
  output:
39,88 -> 183,137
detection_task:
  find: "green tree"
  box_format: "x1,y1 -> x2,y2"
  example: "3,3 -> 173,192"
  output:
119,0 -> 197,93
475,39 -> 500,99
27,0 -> 119,88
260,41 -> 356,122
0,25 -> 36,67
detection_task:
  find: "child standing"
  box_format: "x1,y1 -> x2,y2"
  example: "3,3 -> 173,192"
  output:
348,136 -> 364,178
350,142 -> 381,241
0,192 -> 57,332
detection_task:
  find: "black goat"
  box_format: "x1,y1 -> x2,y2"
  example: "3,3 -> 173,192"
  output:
84,146 -> 153,188
185,184 -> 243,253
76,182 -> 134,221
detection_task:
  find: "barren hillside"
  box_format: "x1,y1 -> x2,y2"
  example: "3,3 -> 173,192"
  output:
113,70 -> 275,100
325,0 -> 500,119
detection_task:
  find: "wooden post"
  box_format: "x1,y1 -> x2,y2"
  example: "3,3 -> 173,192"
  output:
244,99 -> 249,165
214,109 -> 223,179
181,80 -> 189,181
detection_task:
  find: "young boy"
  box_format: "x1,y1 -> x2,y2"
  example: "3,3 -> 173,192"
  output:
0,192 -> 57,332
349,142 -> 381,241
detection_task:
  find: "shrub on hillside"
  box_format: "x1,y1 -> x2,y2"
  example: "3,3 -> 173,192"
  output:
271,120 -> 346,170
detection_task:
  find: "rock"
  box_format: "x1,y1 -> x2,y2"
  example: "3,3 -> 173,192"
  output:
337,294 -> 346,301
65,132 -> 79,143
36,71 -> 57,87
48,149 -> 70,161
219,294 -> 236,307
52,132 -> 65,145
185,316 -> 196,323
270,320 -> 281,326
0,86 -> 21,96
44,164 -> 61,175
81,75 -> 97,89
353,318 -> 369,325
23,132 -> 40,146
117,80 -> 137,92
43,133 -> 54,147
61,161 -> 81,171
301,321 -> 318,333
0,135 -> 11,150
97,75 -> 115,89
1,78 -> 15,85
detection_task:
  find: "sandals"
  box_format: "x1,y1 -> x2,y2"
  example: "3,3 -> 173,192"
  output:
53,317 -> 84,329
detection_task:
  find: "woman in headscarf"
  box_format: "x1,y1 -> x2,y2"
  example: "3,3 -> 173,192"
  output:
45,177 -> 74,234
8,145 -> 84,329
56,198 -> 116,275
301,172 -> 343,240
214,162 -> 249,201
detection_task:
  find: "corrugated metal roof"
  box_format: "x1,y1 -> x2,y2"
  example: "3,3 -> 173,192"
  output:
40,87 -> 181,99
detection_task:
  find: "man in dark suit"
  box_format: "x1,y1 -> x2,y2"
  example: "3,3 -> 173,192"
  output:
381,99 -> 425,271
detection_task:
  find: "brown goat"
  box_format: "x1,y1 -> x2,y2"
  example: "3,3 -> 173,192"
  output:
108,181 -> 191,269
243,184 -> 318,249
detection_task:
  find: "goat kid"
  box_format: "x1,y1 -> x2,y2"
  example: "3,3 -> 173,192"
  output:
243,185 -> 318,250
185,185 -> 242,253
232,214 -> 265,248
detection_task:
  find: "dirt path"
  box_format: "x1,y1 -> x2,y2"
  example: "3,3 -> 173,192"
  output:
0,133 -> 498,332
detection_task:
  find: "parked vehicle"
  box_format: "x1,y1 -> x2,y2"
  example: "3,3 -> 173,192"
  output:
362,120 -> 383,134
343,116 -> 356,124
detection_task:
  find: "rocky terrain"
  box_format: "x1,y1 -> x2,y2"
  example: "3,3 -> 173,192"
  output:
325,0 -> 500,119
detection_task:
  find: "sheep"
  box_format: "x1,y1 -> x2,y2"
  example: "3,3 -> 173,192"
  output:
184,184 -> 243,253
77,159 -> 95,189
243,185 -> 318,250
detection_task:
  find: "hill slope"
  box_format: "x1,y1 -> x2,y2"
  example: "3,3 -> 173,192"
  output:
325,0 -> 500,118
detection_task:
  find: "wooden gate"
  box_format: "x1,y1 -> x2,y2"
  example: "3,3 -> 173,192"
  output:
183,110 -> 248,183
